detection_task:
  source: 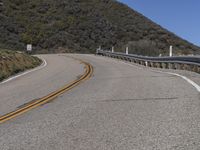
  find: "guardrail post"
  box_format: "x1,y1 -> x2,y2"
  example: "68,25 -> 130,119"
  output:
160,62 -> 164,68
172,63 -> 176,69
183,64 -> 189,71
145,61 -> 148,67
159,62 -> 162,68
96,46 -> 101,54
197,66 -> 200,73
153,63 -> 157,68
190,64 -> 195,72
112,47 -> 114,53
192,65 -> 197,72
164,63 -> 168,69
154,62 -> 158,68
126,47 -> 129,55
149,62 -> 153,67
174,63 -> 178,70
179,64 -> 184,70
169,45 -> 173,57
168,63 -> 172,69
177,63 -> 182,70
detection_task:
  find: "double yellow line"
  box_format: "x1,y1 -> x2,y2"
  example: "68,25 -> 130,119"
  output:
0,58 -> 93,124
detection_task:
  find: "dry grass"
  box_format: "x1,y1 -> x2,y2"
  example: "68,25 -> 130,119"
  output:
0,49 -> 42,81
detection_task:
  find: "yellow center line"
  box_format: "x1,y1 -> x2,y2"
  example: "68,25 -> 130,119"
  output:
0,57 -> 93,124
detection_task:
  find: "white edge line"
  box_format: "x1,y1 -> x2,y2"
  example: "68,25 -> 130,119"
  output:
155,70 -> 200,93
0,58 -> 47,85
108,56 -> 200,93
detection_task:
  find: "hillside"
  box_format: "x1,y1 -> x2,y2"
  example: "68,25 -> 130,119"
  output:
0,0 -> 199,56
0,49 -> 41,81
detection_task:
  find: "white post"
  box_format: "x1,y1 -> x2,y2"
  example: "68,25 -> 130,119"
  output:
145,61 -> 148,67
169,45 -> 173,57
126,47 -> 129,55
96,46 -> 101,54
112,46 -> 114,53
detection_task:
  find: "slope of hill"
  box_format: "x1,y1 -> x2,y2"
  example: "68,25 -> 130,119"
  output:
0,0 -> 199,56
0,49 -> 42,81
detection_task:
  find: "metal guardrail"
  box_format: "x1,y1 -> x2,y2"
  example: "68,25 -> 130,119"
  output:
96,49 -> 200,74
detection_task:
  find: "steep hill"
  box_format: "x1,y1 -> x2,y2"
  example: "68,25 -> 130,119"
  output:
0,0 -> 199,56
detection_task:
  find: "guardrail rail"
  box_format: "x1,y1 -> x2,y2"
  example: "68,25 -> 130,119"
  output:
96,49 -> 200,74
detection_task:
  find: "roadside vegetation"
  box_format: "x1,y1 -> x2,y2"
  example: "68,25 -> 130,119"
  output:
0,49 -> 42,82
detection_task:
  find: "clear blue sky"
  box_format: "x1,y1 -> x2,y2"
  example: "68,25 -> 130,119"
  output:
118,0 -> 200,46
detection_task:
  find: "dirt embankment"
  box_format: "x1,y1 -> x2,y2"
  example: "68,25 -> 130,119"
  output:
0,49 -> 42,81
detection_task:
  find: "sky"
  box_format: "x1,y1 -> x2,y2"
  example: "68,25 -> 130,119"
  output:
118,0 -> 200,46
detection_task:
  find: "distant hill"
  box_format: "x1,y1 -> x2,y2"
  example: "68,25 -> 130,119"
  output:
0,0 -> 199,56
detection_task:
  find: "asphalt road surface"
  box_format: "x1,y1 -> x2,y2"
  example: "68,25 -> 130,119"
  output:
0,54 -> 200,150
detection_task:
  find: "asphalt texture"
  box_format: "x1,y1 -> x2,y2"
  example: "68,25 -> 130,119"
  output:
0,54 -> 200,150
0,54 -> 84,115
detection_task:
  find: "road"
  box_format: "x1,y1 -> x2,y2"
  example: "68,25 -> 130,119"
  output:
0,54 -> 200,150
0,54 -> 84,115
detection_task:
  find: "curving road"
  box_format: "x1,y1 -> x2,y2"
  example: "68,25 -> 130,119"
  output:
0,54 -> 85,115
0,54 -> 200,150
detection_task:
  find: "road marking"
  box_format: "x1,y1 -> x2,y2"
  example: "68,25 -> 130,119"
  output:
0,58 -> 93,124
107,56 -> 200,93
153,70 -> 200,93
0,58 -> 47,85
